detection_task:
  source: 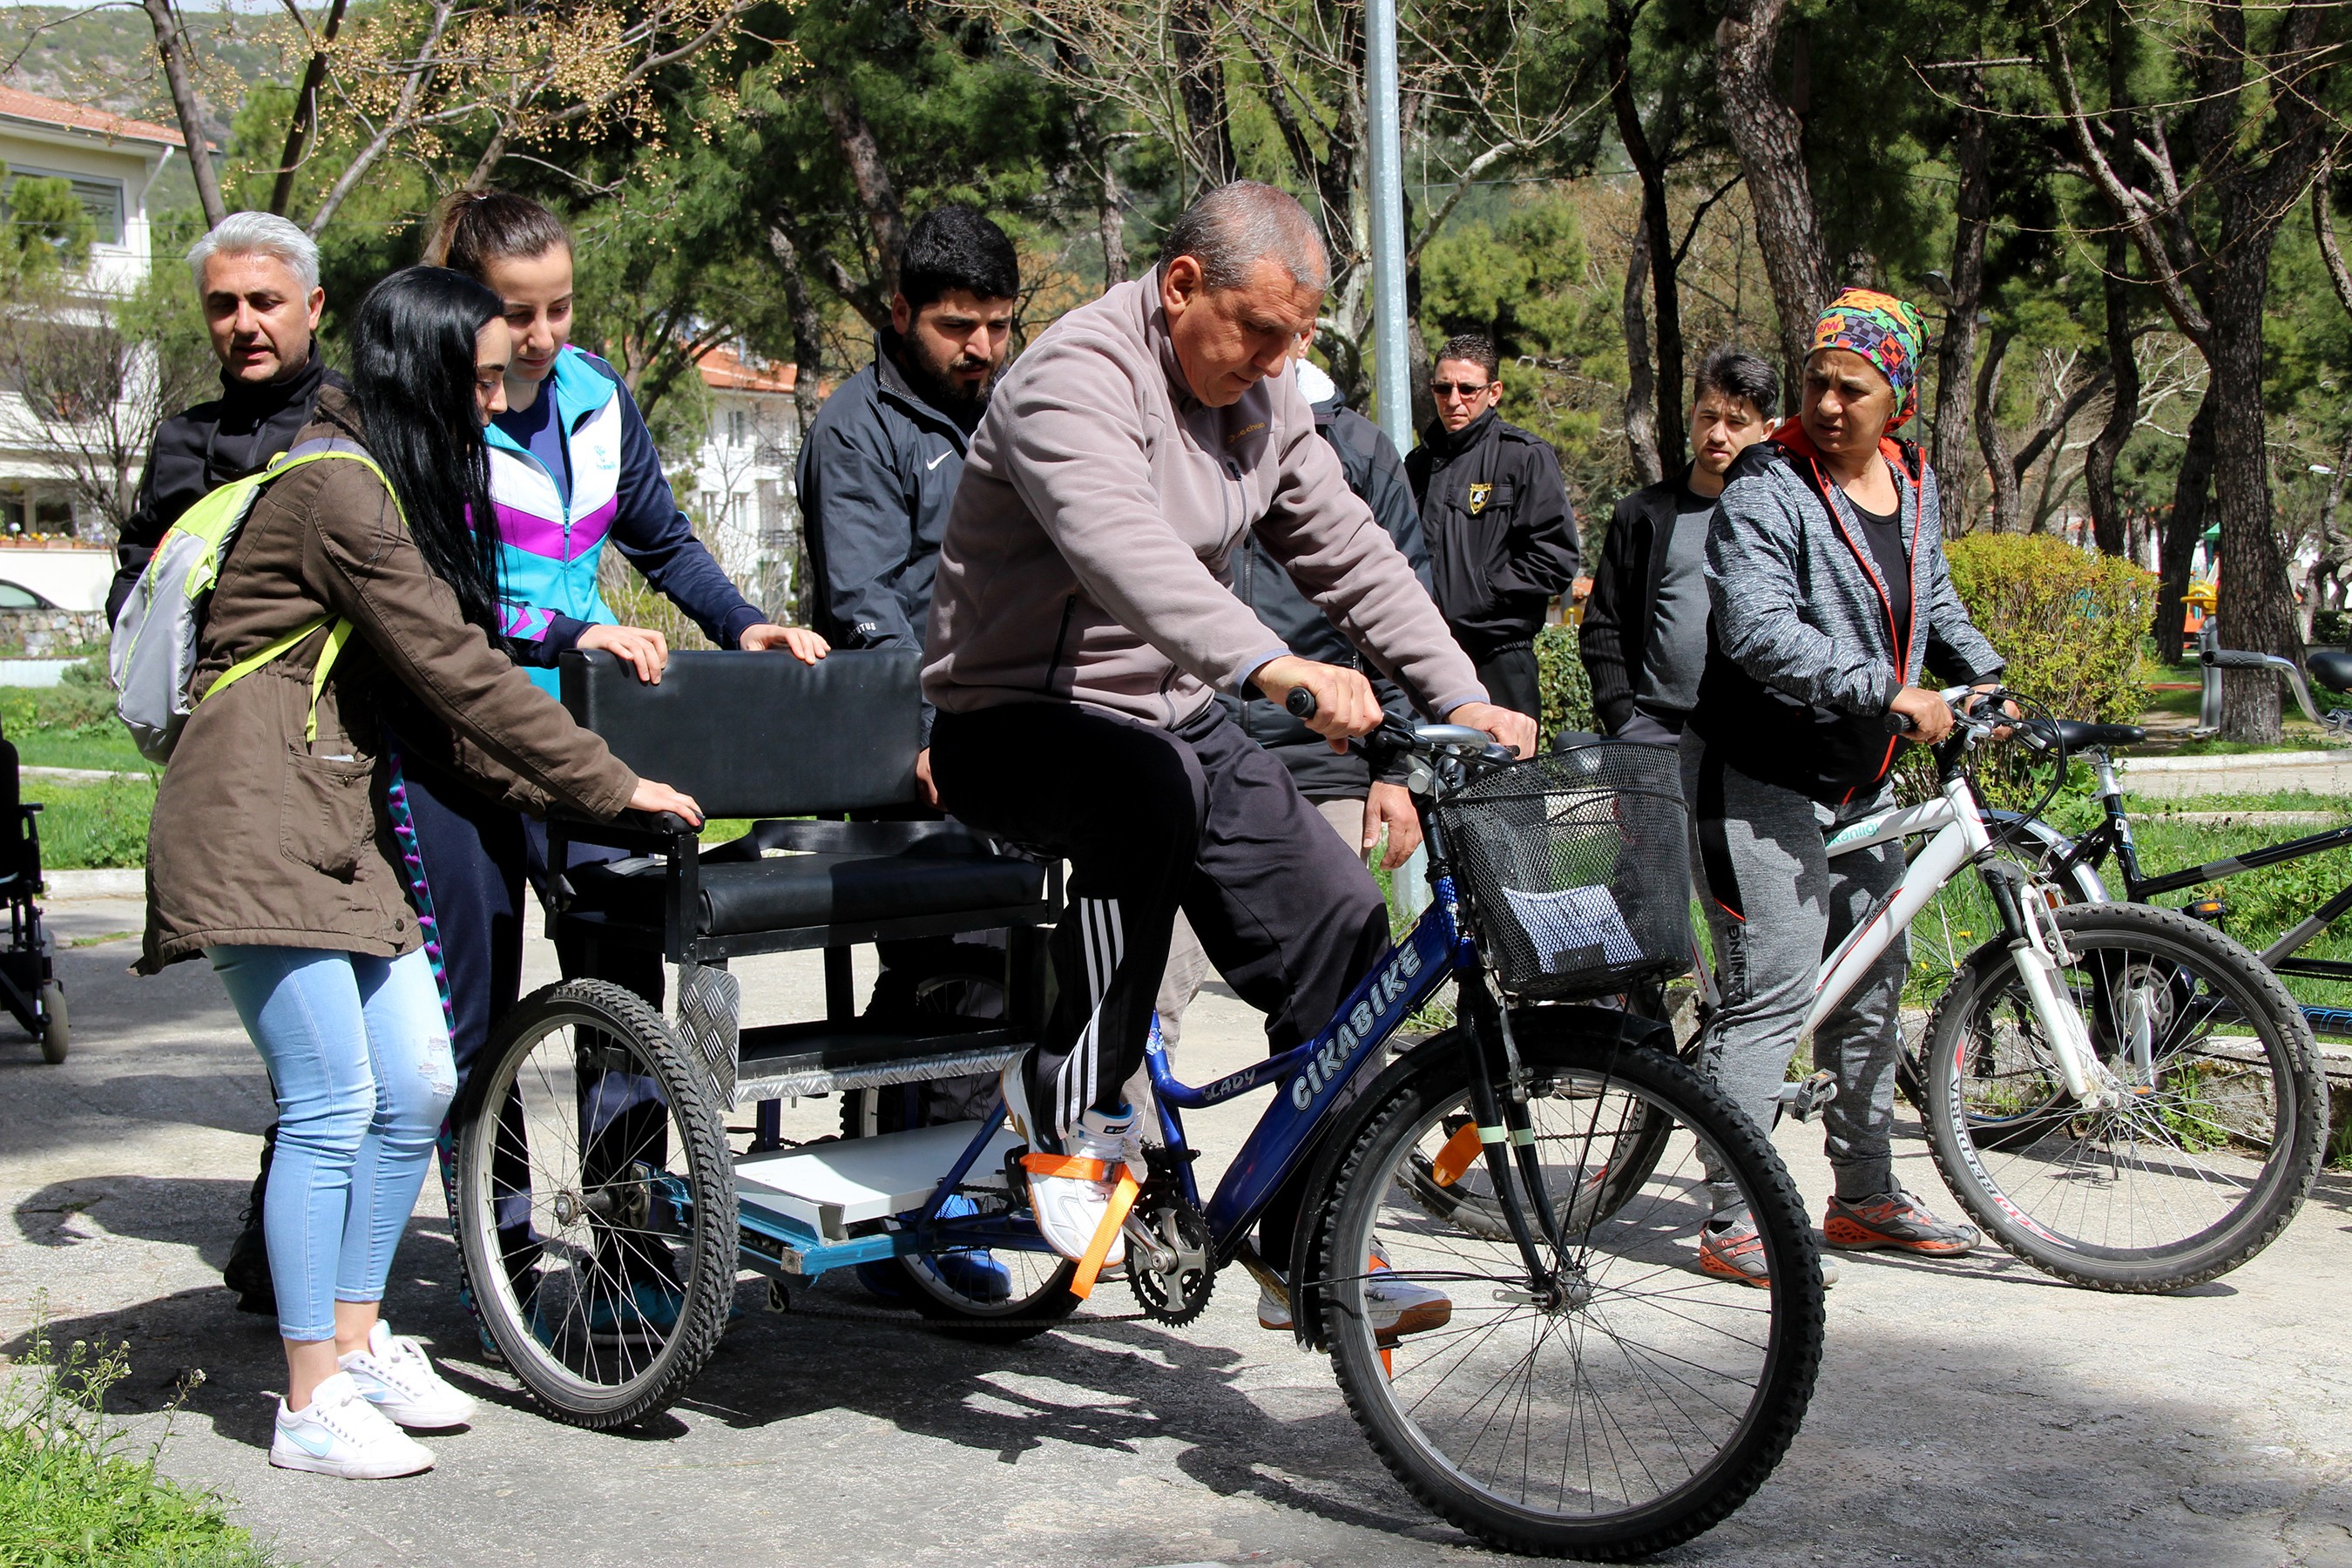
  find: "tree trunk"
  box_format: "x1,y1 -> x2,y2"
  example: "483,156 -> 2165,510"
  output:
1172,0 -> 1234,192
1931,68 -> 1990,486
767,225 -> 828,625
1098,157 -> 1129,286
820,88 -> 904,320
1713,0 -> 1834,389
2208,240 -> 2301,742
1607,0 -> 1684,466
1973,328 -> 2018,534
140,0 -> 226,230
267,0 -> 348,217
2084,237 -> 2139,556
1620,220 -> 1663,487
2155,392 -> 2214,660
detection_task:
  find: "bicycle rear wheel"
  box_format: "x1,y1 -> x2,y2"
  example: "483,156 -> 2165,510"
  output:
1319,1015 -> 1822,1559
454,980 -> 737,1426
1922,902 -> 2328,1292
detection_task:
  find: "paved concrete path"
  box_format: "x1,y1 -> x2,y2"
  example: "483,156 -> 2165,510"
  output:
4,892 -> 2350,1568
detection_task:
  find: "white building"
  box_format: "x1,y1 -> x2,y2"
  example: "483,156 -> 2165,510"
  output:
685,345 -> 803,609
0,84 -> 182,617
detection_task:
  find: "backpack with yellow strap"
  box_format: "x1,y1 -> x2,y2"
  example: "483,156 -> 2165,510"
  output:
110,438 -> 391,763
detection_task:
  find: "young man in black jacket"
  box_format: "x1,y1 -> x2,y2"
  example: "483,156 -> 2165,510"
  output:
108,213 -> 347,623
797,205 -> 1017,801
1404,332 -> 1581,718
1580,348 -> 1778,740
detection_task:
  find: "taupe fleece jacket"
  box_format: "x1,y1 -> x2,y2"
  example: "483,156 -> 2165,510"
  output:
923,277 -> 1486,728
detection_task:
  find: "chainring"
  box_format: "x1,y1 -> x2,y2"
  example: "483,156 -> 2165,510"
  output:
1127,1198 -> 1213,1324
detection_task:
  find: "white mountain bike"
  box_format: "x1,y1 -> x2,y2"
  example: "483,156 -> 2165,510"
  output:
1691,687 -> 2328,1293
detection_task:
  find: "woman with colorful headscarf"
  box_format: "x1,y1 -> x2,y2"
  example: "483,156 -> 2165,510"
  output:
1683,287 -> 2008,1288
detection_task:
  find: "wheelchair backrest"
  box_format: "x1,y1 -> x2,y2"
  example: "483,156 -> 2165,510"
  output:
559,647 -> 923,818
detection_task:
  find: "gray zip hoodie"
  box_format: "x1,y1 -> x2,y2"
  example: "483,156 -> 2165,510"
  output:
923,277 -> 1486,728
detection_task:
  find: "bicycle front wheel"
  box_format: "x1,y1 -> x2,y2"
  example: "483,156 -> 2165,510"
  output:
1922,902 -> 2328,1292
1319,1016 -> 1823,1559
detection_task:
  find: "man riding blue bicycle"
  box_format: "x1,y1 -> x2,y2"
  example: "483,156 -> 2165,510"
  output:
921,181 -> 1534,1329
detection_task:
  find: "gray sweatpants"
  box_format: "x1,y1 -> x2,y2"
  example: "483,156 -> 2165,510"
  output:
1684,731 -> 1906,1205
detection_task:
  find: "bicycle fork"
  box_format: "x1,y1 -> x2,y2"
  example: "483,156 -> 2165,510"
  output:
1457,972 -> 1583,1306
1980,861 -> 2119,1108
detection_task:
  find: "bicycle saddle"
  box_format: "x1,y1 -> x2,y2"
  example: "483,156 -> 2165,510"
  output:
2050,719 -> 2146,752
2307,649 -> 2352,694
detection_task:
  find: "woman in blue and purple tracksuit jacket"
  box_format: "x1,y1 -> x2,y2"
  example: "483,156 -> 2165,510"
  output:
403,193 -> 825,1327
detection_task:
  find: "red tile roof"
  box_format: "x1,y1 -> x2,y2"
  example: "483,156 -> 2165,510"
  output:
0,84 -> 186,148
696,345 -> 795,395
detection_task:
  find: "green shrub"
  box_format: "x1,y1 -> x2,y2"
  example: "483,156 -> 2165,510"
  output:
1942,535 -> 2154,723
1534,622 -> 1593,744
2315,608 -> 2352,650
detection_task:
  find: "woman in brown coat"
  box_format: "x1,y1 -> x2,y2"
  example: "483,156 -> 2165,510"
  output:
143,266 -> 700,1480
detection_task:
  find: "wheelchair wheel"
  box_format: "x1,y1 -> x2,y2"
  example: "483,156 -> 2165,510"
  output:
455,980 -> 736,1427
1319,1015 -> 1822,1558
37,980 -> 65,1064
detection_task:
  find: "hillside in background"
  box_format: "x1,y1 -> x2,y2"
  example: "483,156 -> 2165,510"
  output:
1,3 -> 283,212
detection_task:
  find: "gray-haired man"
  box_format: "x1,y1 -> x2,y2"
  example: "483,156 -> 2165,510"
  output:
923,181 -> 1531,1328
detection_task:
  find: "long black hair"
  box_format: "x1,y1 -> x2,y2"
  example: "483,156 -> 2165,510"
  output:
348,266 -> 504,634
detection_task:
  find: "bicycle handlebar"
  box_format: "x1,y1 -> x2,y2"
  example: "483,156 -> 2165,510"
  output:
1283,687 -> 1504,757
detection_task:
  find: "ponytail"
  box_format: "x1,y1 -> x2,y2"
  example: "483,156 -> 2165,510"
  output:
422,190 -> 572,280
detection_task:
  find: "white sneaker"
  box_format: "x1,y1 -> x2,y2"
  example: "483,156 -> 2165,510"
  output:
1258,1280 -> 1294,1331
1006,1064 -> 1139,1266
1256,1255 -> 1450,1340
271,1371 -> 436,1478
1363,1260 -> 1453,1340
340,1321 -> 476,1429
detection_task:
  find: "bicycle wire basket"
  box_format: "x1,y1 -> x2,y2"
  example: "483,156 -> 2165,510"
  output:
1433,740 -> 1693,999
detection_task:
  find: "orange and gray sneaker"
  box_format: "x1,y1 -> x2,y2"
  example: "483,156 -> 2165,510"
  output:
1822,1189 -> 1979,1256
1697,1215 -> 1837,1288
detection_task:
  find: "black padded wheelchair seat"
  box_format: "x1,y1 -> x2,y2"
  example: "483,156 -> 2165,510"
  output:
2051,719 -> 2146,751
2308,650 -> 2352,695
568,821 -> 1045,938
552,649 -> 1057,963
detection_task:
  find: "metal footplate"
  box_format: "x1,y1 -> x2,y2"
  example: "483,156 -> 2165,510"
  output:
733,1041 -> 1026,1105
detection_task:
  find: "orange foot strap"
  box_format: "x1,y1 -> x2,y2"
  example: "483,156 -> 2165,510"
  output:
1070,1166 -> 1139,1300
1429,1123 -> 1485,1187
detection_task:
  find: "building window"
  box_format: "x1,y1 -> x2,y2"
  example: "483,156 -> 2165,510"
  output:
728,409 -> 747,448
3,167 -> 126,246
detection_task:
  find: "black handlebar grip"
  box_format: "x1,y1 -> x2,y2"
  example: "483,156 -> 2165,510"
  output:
1286,687 -> 1319,720
1882,707 -> 1915,736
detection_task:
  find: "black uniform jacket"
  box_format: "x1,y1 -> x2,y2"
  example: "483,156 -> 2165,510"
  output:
1403,406 -> 1580,657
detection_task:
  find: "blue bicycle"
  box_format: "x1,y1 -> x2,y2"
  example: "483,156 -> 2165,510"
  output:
456,670 -> 1825,1559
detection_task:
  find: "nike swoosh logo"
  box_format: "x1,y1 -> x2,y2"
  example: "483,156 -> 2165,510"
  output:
281,1423 -> 336,1456
926,451 -> 953,471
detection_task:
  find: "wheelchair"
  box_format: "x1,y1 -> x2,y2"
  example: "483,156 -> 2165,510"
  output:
449,648 -> 1062,1426
0,719 -> 64,1063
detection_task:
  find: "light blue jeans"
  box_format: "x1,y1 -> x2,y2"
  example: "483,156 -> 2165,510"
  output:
209,945 -> 454,1342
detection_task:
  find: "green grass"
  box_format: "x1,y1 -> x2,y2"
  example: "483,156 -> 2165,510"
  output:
12,731 -> 151,774
30,777 -> 156,869
1,1318 -> 279,1567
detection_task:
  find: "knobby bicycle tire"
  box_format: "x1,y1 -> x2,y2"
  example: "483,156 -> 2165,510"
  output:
455,980 -> 738,1427
1317,1017 -> 1823,1559
1921,902 -> 2327,1293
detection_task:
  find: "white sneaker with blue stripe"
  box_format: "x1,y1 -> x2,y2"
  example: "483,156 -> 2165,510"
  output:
270,1371 -> 435,1478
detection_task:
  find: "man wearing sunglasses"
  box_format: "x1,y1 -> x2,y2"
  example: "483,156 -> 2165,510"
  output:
1403,333 -> 1581,720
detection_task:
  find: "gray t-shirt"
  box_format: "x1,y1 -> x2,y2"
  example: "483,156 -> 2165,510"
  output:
1633,487 -> 1716,720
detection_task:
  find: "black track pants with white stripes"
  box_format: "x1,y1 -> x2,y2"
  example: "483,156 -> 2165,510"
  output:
931,700 -> 1394,1164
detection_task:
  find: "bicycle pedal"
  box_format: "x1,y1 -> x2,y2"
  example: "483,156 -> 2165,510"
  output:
1774,1070 -> 1839,1125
